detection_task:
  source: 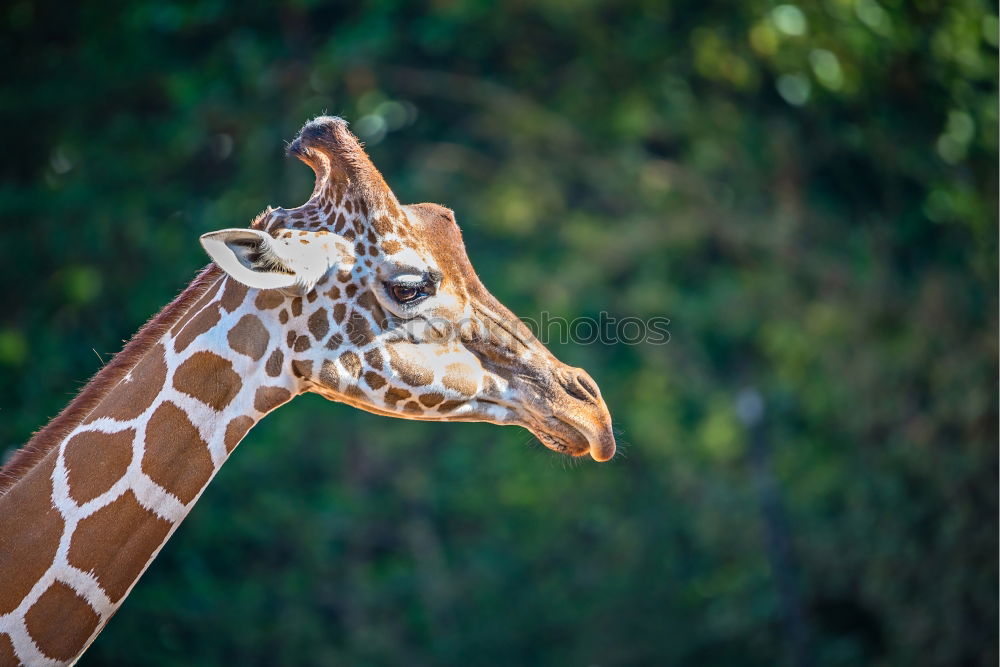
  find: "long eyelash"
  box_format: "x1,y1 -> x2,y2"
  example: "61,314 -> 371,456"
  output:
385,280 -> 432,307
386,275 -> 436,303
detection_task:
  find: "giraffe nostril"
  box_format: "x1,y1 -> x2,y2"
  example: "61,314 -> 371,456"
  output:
560,369 -> 600,404
575,373 -> 600,401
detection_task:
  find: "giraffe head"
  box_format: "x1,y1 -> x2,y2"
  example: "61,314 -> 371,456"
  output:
201,116 -> 615,461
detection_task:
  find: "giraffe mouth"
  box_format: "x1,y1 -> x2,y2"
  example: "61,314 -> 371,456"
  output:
524,411 -> 616,462
533,427 -> 587,457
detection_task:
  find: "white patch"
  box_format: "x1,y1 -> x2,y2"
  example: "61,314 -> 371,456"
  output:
393,273 -> 424,284
385,246 -> 429,271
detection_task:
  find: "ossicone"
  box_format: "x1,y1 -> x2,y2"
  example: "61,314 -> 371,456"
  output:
286,116 -> 398,214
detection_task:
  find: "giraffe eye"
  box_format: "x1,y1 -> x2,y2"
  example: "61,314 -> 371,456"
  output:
383,270 -> 439,308
388,282 -> 428,304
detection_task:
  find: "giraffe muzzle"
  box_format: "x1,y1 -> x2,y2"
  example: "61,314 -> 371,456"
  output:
517,364 -> 616,462
555,366 -> 616,462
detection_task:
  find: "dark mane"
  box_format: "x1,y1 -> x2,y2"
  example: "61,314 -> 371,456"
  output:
0,264 -> 223,495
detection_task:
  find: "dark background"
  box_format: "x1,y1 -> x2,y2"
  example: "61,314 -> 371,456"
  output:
1,1 -> 997,665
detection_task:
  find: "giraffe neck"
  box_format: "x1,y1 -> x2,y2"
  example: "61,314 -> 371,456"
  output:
0,271 -> 298,665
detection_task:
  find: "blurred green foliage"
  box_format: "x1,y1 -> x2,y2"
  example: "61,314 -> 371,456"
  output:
1,1 -> 996,665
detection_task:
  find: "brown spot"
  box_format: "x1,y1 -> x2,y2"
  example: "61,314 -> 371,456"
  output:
326,285 -> 341,300
143,402 -> 213,504
293,335 -> 312,352
389,346 -> 434,387
380,239 -> 401,254
291,359 -> 313,378
340,351 -> 362,378
219,278 -> 248,312
384,387 -> 411,406
0,634 -> 15,666
418,392 -> 445,407
24,581 -> 100,661
68,490 -> 172,603
443,363 -> 477,396
372,301 -> 390,329
402,401 -> 422,413
291,297 -> 303,317
65,429 -> 136,504
319,360 -> 339,389
255,290 -> 285,310
170,278 -> 221,335
173,351 -> 242,411
265,349 -> 284,377
345,284 -> 357,298
347,311 -> 374,346
174,302 -> 222,353
372,215 -> 393,235
437,399 -> 465,412
286,331 -> 296,347
356,290 -> 376,312
279,309 -> 289,324
224,416 -> 254,453
325,333 -> 344,350
364,371 -> 386,389
333,303 -> 347,324
366,229 -> 377,244
308,308 -> 330,340
229,314 -> 270,361
0,453 -> 62,615
254,386 -> 291,413
85,344 -> 167,423
306,290 -> 318,303
344,385 -> 367,401
364,348 -> 383,370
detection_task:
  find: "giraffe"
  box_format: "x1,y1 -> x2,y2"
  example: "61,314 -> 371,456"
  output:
0,116 -> 615,665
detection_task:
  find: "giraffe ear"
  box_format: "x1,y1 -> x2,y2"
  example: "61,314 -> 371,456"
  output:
200,228 -> 354,292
